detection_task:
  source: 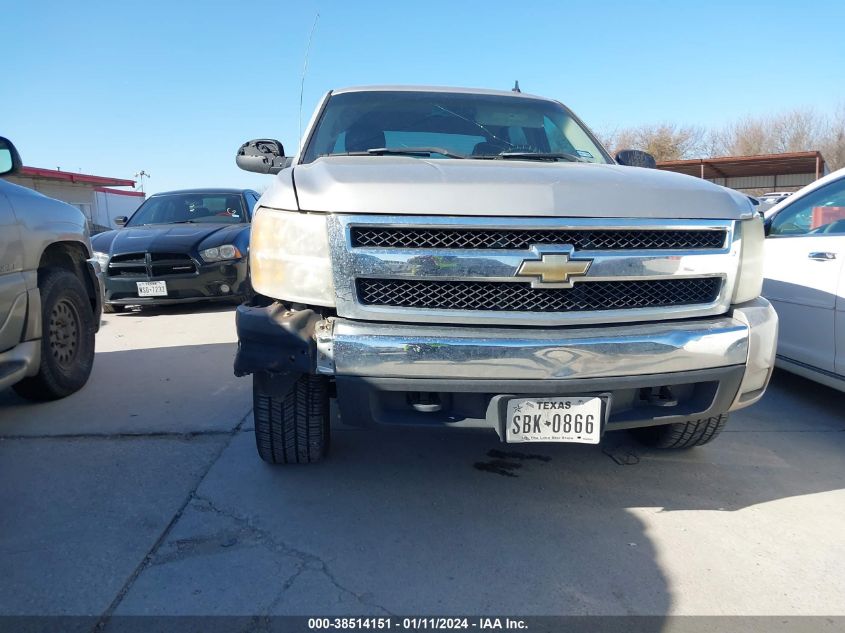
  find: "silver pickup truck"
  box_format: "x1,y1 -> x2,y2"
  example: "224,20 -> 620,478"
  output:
0,137 -> 102,400
234,86 -> 778,464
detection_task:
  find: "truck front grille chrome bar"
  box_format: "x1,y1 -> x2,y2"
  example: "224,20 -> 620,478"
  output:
356,277 -> 723,312
328,215 -> 739,326
351,226 -> 728,251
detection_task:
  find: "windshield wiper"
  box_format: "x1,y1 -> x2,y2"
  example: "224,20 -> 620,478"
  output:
169,219 -> 199,224
475,151 -> 584,163
332,147 -> 466,159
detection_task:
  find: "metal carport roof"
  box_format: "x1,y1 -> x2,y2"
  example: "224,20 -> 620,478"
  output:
657,151 -> 826,180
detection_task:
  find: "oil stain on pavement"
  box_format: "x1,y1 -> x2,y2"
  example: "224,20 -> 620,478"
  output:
473,449 -> 551,477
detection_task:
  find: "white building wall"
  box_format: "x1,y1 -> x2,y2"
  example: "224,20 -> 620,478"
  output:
4,175 -> 143,232
4,176 -> 97,224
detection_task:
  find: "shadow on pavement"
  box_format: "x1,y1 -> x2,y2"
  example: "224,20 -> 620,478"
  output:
110,302 -> 239,318
1,341 -> 843,619
113,367 -> 845,617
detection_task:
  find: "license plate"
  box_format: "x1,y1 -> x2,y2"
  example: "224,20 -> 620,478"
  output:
136,281 -> 168,297
505,396 -> 603,444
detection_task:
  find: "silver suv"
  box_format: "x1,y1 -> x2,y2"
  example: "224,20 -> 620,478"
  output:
0,137 -> 102,400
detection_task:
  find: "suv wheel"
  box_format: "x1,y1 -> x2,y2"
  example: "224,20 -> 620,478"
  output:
253,373 -> 330,464
13,269 -> 96,401
630,414 -> 729,449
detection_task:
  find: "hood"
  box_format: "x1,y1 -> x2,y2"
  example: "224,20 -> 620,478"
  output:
91,223 -> 246,254
281,156 -> 752,219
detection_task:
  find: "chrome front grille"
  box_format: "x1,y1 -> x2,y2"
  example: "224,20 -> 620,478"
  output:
328,215 -> 739,326
357,278 -> 723,312
351,227 -> 727,251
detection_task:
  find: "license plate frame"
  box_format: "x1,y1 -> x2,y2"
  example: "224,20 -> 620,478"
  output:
502,394 -> 610,444
136,280 -> 168,297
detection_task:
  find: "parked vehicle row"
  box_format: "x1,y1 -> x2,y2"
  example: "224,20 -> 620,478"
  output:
3,93 -> 841,420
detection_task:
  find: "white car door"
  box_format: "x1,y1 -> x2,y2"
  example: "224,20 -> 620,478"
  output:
763,176 -> 845,373
837,261 -> 845,376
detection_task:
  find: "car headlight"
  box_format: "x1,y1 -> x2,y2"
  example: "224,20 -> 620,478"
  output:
250,207 -> 335,307
93,251 -> 110,271
732,216 -> 765,304
200,244 -> 242,262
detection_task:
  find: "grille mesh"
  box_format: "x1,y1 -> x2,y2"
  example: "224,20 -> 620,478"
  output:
351,227 -> 727,250
357,277 -> 722,312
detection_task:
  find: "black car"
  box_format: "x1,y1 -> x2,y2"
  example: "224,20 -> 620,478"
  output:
91,188 -> 259,312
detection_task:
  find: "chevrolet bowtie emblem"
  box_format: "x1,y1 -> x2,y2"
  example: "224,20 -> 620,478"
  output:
516,252 -> 592,288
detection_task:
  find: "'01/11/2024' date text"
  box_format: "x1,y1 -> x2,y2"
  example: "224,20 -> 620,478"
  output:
308,618 -> 528,630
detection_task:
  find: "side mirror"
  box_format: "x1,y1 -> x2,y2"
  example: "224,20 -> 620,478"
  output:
236,139 -> 287,174
115,216 -> 128,227
0,136 -> 23,176
763,217 -> 772,237
615,149 -> 657,169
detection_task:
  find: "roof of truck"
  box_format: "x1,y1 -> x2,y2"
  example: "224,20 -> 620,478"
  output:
331,85 -> 556,102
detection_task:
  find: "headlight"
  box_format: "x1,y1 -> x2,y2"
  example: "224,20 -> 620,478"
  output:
732,216 -> 765,304
93,251 -> 109,271
200,244 -> 242,262
250,207 -> 335,306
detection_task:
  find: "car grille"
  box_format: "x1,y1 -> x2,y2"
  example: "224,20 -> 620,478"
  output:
108,253 -> 198,278
351,227 -> 727,251
356,277 -> 723,312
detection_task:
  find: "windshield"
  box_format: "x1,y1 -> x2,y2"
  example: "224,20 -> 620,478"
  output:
301,90 -> 611,164
126,193 -> 247,227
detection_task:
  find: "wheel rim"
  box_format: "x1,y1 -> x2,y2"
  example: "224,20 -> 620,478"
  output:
48,298 -> 81,368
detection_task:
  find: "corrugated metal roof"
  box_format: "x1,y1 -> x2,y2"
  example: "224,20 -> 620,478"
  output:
657,151 -> 826,179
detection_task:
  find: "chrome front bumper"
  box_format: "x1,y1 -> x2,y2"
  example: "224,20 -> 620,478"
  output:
329,316 -> 747,381
236,298 -> 777,428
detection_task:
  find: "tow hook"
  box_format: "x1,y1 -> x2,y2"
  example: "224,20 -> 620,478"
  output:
642,385 -> 679,407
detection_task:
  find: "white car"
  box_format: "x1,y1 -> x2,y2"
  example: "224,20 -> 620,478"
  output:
759,191 -> 793,205
763,167 -> 845,391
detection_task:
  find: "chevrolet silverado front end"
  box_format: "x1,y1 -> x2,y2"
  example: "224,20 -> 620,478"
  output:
233,86 -> 777,464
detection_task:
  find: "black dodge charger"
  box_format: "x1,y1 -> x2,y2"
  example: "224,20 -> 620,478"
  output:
91,188 -> 259,312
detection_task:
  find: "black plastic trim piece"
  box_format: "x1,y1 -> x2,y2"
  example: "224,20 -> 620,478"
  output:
234,303 -> 319,378
335,366 -> 744,432
777,354 -> 845,382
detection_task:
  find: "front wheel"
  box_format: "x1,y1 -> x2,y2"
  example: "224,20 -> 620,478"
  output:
13,269 -> 96,401
253,373 -> 331,464
630,414 -> 729,449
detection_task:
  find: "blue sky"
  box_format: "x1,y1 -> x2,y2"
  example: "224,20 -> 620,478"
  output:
4,0 -> 844,194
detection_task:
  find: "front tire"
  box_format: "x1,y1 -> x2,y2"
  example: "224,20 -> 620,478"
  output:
13,269 -> 96,401
630,414 -> 729,449
253,373 -> 331,464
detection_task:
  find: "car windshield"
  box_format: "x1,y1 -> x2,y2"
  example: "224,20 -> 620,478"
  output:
301,90 -> 611,164
126,193 -> 247,226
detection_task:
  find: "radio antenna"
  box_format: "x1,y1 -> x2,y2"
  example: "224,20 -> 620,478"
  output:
299,11 -> 320,152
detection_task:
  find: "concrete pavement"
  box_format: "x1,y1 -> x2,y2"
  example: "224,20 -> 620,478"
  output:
1,305 -> 843,619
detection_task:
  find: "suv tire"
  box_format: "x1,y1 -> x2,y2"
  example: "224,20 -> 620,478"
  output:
631,414 -> 729,449
253,373 -> 330,464
13,269 -> 96,401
